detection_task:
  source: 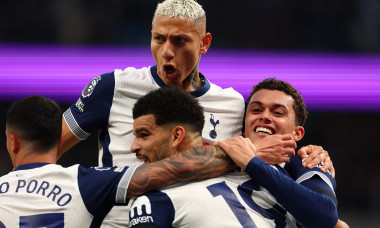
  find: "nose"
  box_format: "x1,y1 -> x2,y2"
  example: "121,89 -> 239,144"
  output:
162,41 -> 174,61
130,140 -> 141,154
259,109 -> 271,122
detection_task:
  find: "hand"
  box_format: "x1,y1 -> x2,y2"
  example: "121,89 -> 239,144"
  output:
215,134 -> 297,169
253,134 -> 297,164
335,219 -> 349,228
215,136 -> 257,169
297,145 -> 335,179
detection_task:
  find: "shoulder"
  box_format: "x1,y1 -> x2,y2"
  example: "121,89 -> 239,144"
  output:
200,81 -> 245,112
286,156 -> 336,190
208,81 -> 245,101
114,66 -> 152,81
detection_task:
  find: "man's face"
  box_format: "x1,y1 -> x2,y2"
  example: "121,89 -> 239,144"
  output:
151,15 -> 206,90
131,114 -> 177,163
244,89 -> 303,143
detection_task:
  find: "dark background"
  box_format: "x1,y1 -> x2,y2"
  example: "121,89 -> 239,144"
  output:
1,0 -> 380,226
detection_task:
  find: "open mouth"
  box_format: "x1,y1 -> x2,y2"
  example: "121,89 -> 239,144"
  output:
255,126 -> 275,135
136,154 -> 150,164
164,65 -> 176,74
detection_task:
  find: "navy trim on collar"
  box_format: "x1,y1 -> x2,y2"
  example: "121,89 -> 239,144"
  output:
150,65 -> 210,98
13,163 -> 51,171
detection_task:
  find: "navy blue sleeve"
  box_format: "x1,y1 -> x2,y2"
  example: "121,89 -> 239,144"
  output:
245,157 -> 338,228
64,72 -> 115,139
77,166 -> 132,219
285,156 -> 337,203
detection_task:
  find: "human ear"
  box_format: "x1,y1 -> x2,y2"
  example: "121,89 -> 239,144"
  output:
293,126 -> 305,141
10,134 -> 21,153
171,126 -> 186,148
200,33 -> 212,54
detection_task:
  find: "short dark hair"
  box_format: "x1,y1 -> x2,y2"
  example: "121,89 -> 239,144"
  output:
247,78 -> 308,126
6,95 -> 62,152
133,87 -> 204,134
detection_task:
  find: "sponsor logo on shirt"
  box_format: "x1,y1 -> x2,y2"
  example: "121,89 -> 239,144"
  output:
129,196 -> 154,227
75,98 -> 85,113
129,216 -> 154,227
82,75 -> 101,98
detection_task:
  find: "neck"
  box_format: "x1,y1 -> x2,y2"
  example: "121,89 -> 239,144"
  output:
183,64 -> 204,92
13,149 -> 57,169
177,134 -> 203,153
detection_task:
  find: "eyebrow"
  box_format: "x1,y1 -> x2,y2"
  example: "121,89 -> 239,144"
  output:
134,128 -> 150,135
249,101 -> 288,110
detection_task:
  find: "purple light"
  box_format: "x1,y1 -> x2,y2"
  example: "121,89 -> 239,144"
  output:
1,43 -> 379,111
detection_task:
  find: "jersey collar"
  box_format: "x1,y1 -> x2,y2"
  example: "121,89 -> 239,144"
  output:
150,65 -> 210,98
13,163 -> 51,171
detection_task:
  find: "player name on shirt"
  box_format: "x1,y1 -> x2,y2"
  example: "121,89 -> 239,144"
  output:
0,179 -> 72,207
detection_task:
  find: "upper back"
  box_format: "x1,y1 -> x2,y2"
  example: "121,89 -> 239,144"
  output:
0,164 -> 92,227
129,172 -> 298,227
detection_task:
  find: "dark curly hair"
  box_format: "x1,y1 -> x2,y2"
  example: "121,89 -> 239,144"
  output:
133,87 -> 205,133
6,95 -> 62,152
247,78 -> 308,126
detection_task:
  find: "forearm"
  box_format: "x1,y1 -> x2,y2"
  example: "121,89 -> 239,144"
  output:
127,145 -> 236,197
245,157 -> 338,228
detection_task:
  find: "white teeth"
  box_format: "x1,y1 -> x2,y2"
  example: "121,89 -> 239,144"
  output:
255,127 -> 273,135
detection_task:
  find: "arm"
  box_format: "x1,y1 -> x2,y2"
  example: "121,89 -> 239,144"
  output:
246,157 -> 338,228
127,145 -> 236,197
57,117 -> 81,159
248,134 -> 297,164
298,145 -> 335,179
217,134 -> 335,177
216,136 -> 338,228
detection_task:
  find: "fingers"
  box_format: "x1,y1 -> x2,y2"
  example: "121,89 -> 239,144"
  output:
301,145 -> 324,168
328,160 -> 335,179
282,148 -> 296,158
214,141 -> 228,152
321,155 -> 336,179
297,145 -> 312,159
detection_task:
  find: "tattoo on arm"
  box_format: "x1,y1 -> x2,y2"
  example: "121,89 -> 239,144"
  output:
127,145 -> 235,197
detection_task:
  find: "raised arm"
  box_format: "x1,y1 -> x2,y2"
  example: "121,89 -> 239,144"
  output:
127,145 -> 236,197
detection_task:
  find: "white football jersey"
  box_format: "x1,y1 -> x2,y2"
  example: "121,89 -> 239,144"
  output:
63,66 -> 245,226
129,156 -> 338,228
0,163 -> 135,227
129,171 -> 298,228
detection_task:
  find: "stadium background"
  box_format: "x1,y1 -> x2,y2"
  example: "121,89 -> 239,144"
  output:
1,0 -> 379,226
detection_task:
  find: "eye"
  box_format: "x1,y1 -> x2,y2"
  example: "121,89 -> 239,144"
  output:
251,108 -> 261,113
176,37 -> 186,43
154,35 -> 164,43
273,109 -> 285,116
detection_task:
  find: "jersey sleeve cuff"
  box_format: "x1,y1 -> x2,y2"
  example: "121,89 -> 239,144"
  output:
63,109 -> 91,140
244,157 -> 263,178
116,166 -> 138,204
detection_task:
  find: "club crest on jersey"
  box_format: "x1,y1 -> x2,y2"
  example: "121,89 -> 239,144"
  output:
82,75 -> 101,98
209,114 -> 220,139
